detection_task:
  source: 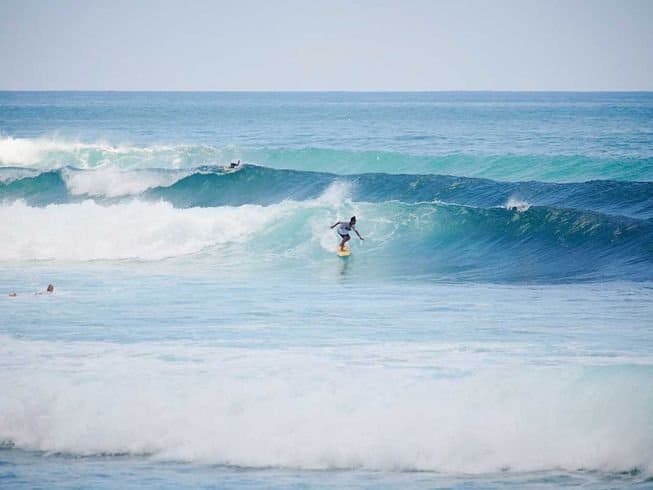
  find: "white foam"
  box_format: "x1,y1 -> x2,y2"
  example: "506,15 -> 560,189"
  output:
505,197 -> 531,212
0,136 -> 112,167
0,136 -> 237,170
0,181 -> 362,262
61,168 -> 187,197
0,200 -> 286,261
0,336 -> 651,474
316,180 -> 353,208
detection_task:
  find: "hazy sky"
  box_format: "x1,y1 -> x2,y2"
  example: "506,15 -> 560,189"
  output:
1,0 -> 651,91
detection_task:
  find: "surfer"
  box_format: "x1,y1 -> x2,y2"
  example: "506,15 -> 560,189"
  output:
35,284 -> 54,295
330,216 -> 364,251
229,159 -> 241,169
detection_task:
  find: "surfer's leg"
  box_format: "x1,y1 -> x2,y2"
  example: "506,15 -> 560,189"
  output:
341,235 -> 350,251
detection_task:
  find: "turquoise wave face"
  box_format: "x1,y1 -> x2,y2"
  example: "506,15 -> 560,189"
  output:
2,165 -> 652,219
1,166 -> 651,283
243,148 -> 653,182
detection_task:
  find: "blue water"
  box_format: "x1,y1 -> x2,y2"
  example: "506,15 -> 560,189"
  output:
1,92 -> 652,489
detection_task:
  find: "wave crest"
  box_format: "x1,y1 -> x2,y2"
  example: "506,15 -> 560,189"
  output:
2,136 -> 652,182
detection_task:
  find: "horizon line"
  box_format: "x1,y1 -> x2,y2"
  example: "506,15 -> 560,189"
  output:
1,89 -> 653,94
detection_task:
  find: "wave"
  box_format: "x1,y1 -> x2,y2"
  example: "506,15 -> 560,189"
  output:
1,136 -> 652,182
149,166 -> 653,220
1,337 -> 651,474
0,136 -> 230,171
1,190 -> 650,282
244,147 -> 653,183
0,199 -> 288,261
61,167 -> 189,198
2,165 -> 652,220
359,200 -> 653,282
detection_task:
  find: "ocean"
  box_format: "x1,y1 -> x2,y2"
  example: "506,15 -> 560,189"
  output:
0,91 -> 652,489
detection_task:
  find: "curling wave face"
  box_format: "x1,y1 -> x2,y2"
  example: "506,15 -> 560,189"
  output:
0,177 -> 651,282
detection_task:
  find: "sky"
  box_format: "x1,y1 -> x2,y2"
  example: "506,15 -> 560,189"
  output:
0,0 -> 651,91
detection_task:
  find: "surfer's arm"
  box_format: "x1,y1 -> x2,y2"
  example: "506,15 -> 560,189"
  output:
330,221 -> 341,229
354,229 -> 364,240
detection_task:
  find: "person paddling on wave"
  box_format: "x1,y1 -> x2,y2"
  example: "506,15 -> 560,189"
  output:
330,216 -> 364,251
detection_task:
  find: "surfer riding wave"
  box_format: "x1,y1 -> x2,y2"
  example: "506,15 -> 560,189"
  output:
330,216 -> 364,252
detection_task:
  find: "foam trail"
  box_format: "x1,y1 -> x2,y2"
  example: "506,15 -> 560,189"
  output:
0,337 -> 651,474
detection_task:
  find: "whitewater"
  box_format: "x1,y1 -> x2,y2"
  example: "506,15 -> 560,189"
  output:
1,91 -> 652,489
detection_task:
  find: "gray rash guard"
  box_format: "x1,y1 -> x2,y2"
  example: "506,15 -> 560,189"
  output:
337,222 -> 356,236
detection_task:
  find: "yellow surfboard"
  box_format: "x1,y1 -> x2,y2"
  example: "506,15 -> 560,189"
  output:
336,246 -> 351,257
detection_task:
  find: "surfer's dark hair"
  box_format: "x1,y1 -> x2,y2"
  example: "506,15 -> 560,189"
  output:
350,216 -> 356,221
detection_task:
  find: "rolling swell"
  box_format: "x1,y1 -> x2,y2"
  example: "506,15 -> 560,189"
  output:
2,136 -> 652,182
244,147 -> 653,182
1,193 -> 651,282
1,165 -> 651,282
3,165 -> 648,219
0,170 -> 70,206
150,165 -> 653,219
146,166 -> 334,206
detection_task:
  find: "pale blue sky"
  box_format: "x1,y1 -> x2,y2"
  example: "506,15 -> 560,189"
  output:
1,0 -> 651,90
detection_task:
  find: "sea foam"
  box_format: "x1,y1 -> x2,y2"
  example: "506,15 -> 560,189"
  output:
0,200 -> 285,261
61,167 -> 188,197
0,184 -> 349,262
0,136 -> 237,170
0,336 -> 651,474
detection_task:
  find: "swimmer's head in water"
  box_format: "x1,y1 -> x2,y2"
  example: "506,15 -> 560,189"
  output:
46,284 -> 54,293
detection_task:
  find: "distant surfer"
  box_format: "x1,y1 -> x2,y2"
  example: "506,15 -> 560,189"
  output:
229,159 -> 241,169
35,284 -> 54,295
330,216 -> 364,251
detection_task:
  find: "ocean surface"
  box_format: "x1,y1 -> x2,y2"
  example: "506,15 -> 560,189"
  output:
1,91 -> 652,489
